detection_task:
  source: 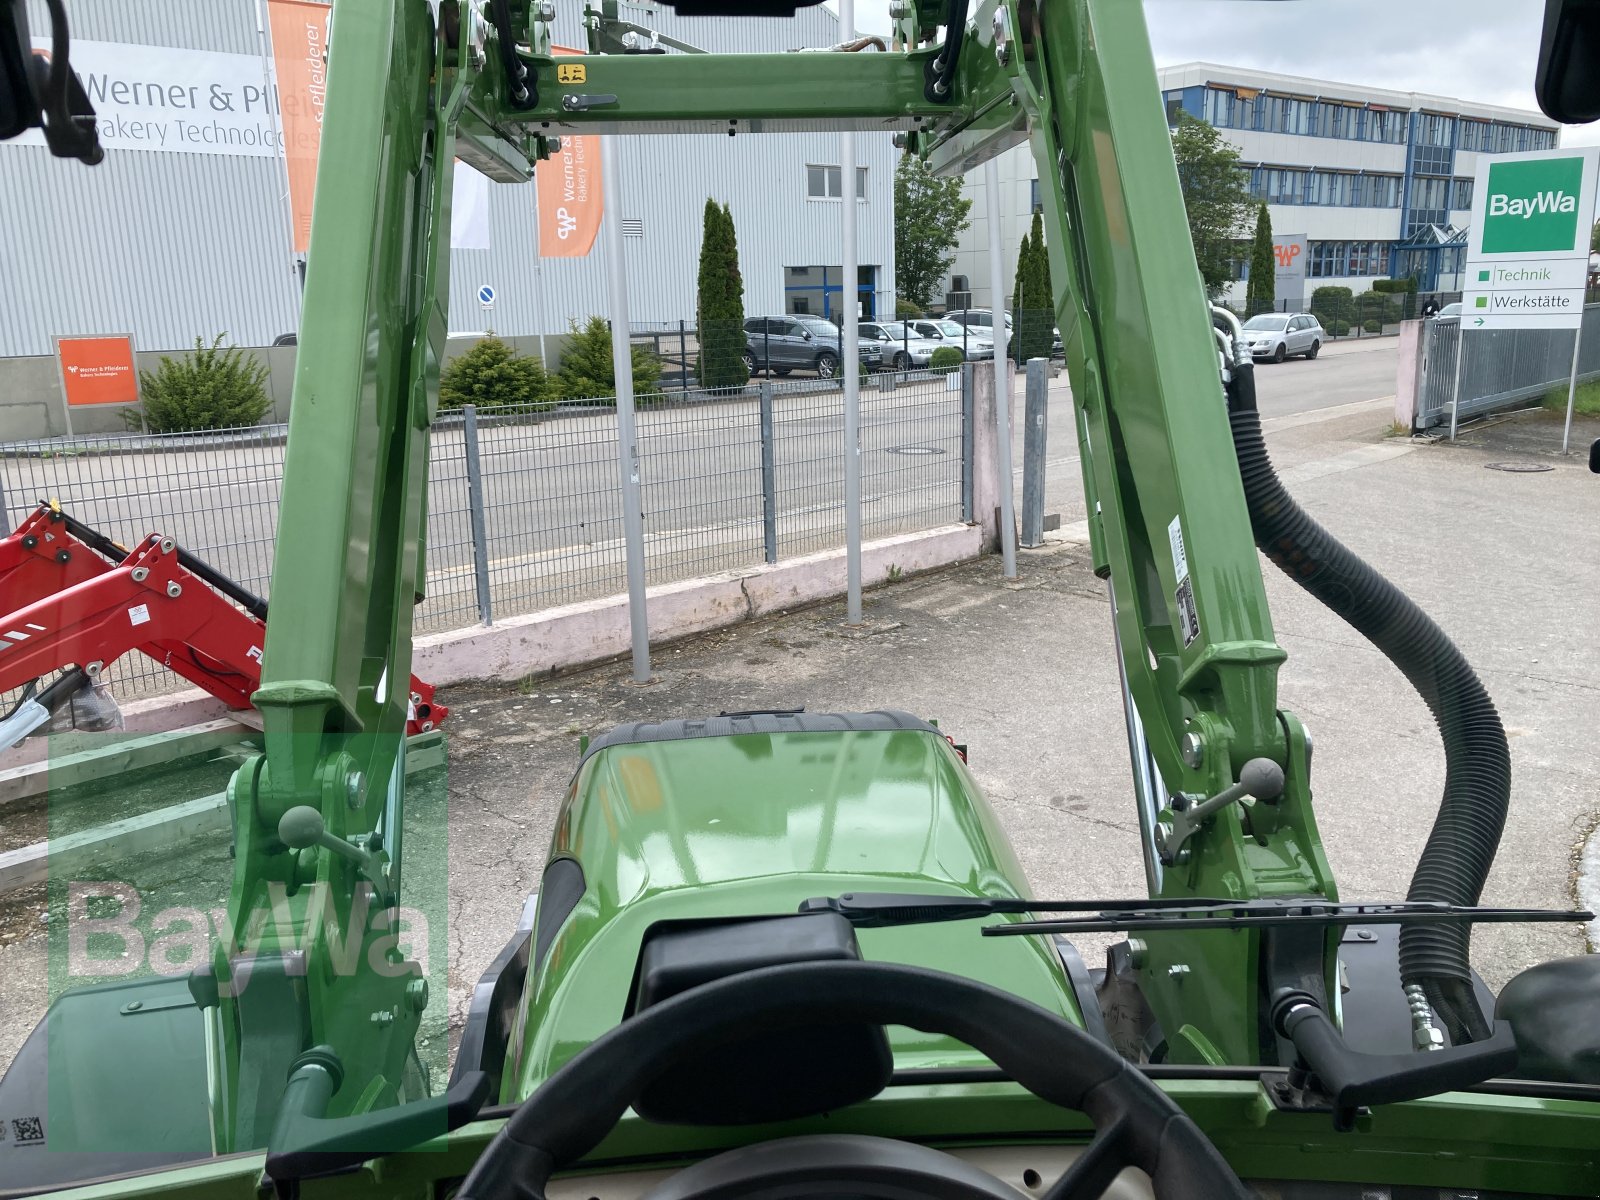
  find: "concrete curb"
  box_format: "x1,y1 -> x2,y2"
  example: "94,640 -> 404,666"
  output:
414,523 -> 982,685
8,525 -> 986,737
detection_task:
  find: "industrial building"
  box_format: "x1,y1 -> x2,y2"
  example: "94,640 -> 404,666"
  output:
0,1 -> 896,363
946,62 -> 1561,312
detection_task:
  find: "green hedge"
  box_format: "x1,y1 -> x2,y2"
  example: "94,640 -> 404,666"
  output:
929,346 -> 963,369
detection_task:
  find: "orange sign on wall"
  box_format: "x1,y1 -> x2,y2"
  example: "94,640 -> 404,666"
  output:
266,0 -> 332,254
536,47 -> 603,258
57,336 -> 139,408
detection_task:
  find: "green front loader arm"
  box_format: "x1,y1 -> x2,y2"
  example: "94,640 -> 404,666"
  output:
221,0 -> 1337,1132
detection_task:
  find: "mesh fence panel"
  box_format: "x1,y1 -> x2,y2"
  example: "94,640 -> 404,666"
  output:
2,372 -> 967,704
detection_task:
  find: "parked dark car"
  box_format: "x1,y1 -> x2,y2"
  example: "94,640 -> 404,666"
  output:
742,315 -> 876,379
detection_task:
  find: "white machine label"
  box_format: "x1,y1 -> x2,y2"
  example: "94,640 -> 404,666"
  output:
1168,516 -> 1189,584
128,603 -> 151,627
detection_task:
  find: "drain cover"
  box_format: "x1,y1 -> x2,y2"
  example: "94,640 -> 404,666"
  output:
886,445 -> 945,457
1485,461 -> 1553,473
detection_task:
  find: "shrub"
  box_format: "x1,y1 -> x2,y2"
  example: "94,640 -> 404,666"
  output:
929,346 -> 963,369
696,200 -> 747,391
138,335 -> 271,433
555,317 -> 662,402
894,297 -> 922,319
1309,285 -> 1354,328
439,336 -> 551,410
1324,318 -> 1351,337
1363,318 -> 1384,334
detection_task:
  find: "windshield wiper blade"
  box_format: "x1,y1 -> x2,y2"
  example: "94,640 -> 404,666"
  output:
800,892 -> 1593,935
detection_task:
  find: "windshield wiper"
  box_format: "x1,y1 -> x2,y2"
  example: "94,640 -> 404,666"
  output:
800,892 -> 1592,935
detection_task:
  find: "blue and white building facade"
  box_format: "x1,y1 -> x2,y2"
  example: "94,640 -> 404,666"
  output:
1159,63 -> 1561,303
947,62 -> 1561,312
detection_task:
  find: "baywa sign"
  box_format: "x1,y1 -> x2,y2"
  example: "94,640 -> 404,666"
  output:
1480,155 -> 1584,254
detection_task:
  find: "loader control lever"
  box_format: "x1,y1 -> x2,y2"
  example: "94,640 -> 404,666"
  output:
1156,758 -> 1285,866
1269,988 -> 1519,1132
278,806 -> 393,903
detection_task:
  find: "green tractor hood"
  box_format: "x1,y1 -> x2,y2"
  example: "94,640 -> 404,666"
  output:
504,710 -> 1087,1103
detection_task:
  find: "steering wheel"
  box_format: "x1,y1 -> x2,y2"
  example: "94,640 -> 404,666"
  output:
457,961 -> 1248,1200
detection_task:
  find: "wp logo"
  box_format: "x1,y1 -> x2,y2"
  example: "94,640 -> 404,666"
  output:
555,207 -> 579,239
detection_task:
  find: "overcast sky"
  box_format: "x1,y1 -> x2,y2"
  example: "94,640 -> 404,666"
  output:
831,0 -> 1600,148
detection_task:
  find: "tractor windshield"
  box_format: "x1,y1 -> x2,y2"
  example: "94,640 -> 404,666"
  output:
1,0 -> 1598,1198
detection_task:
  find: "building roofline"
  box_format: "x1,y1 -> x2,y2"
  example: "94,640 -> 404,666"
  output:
1157,61 -> 1558,128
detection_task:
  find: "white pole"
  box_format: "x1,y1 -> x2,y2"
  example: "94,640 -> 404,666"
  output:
530,173 -> 551,369
256,0 -> 304,305
985,158 -> 1018,579
840,0 -> 863,624
1448,319 -> 1464,441
600,135 -> 651,683
1562,320 -> 1584,454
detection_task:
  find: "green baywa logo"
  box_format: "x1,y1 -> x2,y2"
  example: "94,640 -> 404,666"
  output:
1481,156 -> 1584,254
1487,190 -> 1577,218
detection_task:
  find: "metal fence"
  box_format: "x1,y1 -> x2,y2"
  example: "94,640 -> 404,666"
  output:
1414,302 -> 1600,431
1,369 -> 967,701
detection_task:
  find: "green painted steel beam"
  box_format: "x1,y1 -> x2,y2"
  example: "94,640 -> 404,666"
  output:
509,48 -> 960,134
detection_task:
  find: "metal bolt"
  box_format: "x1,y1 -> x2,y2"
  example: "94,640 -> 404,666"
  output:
346,770 -> 368,810
131,566 -> 149,582
561,94 -> 580,111
1167,964 -> 1190,979
1355,928 -> 1375,942
1126,938 -> 1148,969
166,581 -> 182,598
620,30 -> 642,50
123,1000 -> 143,1013
159,537 -> 176,554
85,660 -> 103,677
887,0 -> 908,15
406,979 -> 430,1013
533,0 -> 555,19
370,1010 -> 395,1027
1180,732 -> 1204,769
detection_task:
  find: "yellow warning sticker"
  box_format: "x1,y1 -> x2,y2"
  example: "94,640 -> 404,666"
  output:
557,63 -> 586,84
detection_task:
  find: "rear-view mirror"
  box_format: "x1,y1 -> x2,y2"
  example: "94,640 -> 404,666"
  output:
1589,438 -> 1600,473
0,0 -> 40,139
1537,0 -> 1600,123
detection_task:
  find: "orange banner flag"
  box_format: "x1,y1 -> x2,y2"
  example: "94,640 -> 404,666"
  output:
266,0 -> 332,255
536,47 -> 602,258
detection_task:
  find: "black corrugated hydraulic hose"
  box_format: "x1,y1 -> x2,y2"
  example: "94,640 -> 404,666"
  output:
1224,357 -> 1509,1045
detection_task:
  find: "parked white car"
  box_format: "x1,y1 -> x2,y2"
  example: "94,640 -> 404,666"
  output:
946,308 -> 1063,358
1241,312 -> 1324,362
859,321 -> 944,369
909,318 -> 994,360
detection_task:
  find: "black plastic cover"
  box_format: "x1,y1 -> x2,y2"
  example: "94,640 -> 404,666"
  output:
626,912 -> 892,1125
1497,955 -> 1600,1084
0,974 -> 212,1196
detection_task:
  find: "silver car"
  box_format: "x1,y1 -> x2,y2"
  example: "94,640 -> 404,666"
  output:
910,318 -> 994,360
1241,312 -> 1323,362
859,321 -> 943,369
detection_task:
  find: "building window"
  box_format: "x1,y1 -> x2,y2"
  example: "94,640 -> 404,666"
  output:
1247,165 -> 1401,208
1030,178 -> 1041,212
1308,241 -> 1394,278
806,165 -> 868,200
1452,178 -> 1473,210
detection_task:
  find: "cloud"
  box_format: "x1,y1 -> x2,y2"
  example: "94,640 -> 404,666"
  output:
840,0 -> 1599,145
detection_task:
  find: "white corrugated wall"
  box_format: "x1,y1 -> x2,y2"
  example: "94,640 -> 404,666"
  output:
1,1 -> 897,355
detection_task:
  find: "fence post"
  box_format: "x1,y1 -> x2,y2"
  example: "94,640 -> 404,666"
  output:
680,320 -> 689,394
0,465 -> 10,535
461,404 -> 494,626
759,381 -> 778,564
1020,357 -> 1048,547
960,362 -> 975,524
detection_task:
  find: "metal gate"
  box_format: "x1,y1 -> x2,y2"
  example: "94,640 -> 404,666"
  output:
1415,302 -> 1600,430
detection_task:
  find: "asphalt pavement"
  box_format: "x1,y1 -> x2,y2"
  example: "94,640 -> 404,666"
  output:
1,343 -> 1399,643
